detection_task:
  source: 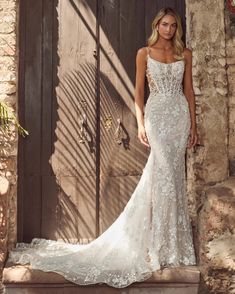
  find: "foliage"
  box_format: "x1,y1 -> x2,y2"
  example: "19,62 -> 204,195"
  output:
0,101 -> 28,137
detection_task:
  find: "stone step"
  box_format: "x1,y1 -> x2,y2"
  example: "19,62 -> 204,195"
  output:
3,264 -> 200,294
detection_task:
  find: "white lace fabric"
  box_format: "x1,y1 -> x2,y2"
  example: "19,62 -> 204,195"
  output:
8,47 -> 196,288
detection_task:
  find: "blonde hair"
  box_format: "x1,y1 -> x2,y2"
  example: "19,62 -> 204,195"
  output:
147,7 -> 185,60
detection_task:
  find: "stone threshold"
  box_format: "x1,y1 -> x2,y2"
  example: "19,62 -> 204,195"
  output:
3,264 -> 200,294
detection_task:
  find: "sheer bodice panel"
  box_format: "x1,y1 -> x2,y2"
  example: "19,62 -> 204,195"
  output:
146,56 -> 184,96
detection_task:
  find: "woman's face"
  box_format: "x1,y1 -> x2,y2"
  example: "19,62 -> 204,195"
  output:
157,14 -> 177,40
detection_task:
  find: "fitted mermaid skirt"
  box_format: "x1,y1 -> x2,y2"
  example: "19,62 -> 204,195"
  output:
8,53 -> 196,288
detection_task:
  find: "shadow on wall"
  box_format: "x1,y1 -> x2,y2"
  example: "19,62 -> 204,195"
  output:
20,0 -> 186,244
50,62 -> 148,243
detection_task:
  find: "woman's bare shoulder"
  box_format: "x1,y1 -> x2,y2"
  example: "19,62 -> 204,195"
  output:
136,47 -> 148,58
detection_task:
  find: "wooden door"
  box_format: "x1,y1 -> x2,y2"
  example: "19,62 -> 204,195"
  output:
18,0 -> 98,243
18,0 -> 186,242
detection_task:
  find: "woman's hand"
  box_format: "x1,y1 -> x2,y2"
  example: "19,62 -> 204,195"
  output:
138,125 -> 150,148
187,127 -> 199,149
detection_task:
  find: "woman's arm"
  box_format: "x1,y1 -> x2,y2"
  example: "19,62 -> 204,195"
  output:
135,48 -> 150,147
183,48 -> 198,148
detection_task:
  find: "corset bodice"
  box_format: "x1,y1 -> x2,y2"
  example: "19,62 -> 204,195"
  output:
146,55 -> 185,96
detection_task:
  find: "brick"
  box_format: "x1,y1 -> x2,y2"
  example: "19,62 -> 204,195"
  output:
0,22 -> 15,34
0,70 -> 16,82
0,82 -> 16,94
0,34 -> 16,56
0,1 -> 17,11
0,56 -> 16,71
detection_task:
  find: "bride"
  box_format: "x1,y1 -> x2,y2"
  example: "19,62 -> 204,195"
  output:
9,7 -> 198,288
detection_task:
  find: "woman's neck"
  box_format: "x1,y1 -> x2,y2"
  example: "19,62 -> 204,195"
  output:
153,37 -> 173,50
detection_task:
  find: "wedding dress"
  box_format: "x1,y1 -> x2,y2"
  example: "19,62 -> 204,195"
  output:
8,47 -> 196,288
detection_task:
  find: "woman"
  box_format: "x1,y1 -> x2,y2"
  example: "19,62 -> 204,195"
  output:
9,7 -> 198,288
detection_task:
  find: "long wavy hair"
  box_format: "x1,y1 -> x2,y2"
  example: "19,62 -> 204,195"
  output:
147,7 -> 185,60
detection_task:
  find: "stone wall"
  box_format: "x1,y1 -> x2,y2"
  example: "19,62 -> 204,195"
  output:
227,2 -> 235,175
0,0 -> 18,285
186,0 -> 235,293
186,0 -> 229,219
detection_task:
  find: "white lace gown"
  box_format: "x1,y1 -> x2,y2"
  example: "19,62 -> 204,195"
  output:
9,48 -> 196,288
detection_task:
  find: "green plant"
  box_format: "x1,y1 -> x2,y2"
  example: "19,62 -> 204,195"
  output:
0,101 -> 28,137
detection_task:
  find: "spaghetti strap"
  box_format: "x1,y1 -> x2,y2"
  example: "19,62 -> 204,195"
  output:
146,46 -> 150,56
146,47 -> 150,63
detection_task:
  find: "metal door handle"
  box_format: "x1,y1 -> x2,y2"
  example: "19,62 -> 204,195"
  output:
114,118 -> 122,145
79,113 -> 87,143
